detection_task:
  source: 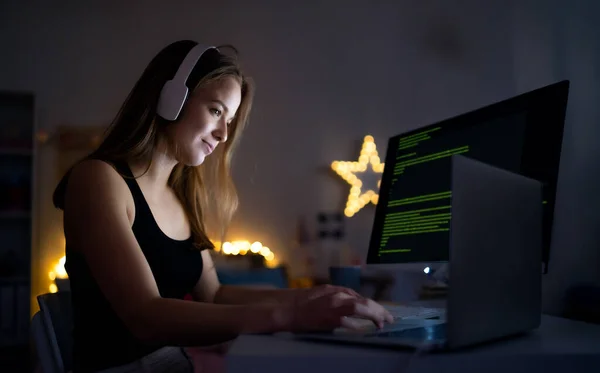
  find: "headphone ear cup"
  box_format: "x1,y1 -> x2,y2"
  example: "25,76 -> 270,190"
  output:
157,80 -> 189,121
156,43 -> 216,121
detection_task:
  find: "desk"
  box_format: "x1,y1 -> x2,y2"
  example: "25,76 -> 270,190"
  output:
226,315 -> 600,373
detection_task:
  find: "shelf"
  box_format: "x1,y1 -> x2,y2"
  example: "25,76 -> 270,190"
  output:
0,148 -> 32,156
0,91 -> 34,326
0,211 -> 30,220
0,276 -> 29,284
0,334 -> 29,348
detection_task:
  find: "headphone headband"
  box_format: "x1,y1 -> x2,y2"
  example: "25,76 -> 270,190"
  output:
157,43 -> 218,121
172,44 -> 218,85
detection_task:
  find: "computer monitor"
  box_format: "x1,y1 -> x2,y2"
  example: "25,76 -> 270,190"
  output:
367,80 -> 569,273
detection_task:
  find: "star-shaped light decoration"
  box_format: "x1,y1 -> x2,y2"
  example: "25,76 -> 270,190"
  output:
331,135 -> 385,218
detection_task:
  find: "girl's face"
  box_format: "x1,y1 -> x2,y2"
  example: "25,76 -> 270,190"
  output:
167,76 -> 241,166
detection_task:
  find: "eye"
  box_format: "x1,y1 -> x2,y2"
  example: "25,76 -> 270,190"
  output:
209,108 -> 222,117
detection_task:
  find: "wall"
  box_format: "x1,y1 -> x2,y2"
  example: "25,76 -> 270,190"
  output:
511,0 -> 600,314
0,0 -> 597,315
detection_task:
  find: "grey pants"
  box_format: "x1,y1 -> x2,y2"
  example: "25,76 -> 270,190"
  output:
97,347 -> 194,373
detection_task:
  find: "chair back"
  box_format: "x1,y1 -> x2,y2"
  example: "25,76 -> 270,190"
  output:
31,311 -> 59,373
36,291 -> 73,372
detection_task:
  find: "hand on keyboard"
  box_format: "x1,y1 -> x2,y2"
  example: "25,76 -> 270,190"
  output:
286,285 -> 394,332
341,297 -> 395,330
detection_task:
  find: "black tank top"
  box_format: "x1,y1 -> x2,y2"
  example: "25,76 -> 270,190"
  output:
64,161 -> 204,372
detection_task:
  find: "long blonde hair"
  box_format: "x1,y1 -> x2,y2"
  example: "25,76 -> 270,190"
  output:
54,40 -> 255,250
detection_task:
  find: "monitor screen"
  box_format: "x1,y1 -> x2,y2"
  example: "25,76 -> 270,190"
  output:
367,80 -> 569,272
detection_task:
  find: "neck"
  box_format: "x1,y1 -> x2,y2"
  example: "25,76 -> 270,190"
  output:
128,139 -> 177,194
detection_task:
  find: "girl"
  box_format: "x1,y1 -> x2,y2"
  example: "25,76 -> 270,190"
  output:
53,40 -> 392,372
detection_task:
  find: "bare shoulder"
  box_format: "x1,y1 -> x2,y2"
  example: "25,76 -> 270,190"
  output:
64,159 -> 134,241
67,159 -> 127,196
66,159 -> 132,207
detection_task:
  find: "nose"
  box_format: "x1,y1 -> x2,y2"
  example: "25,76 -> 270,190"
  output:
212,118 -> 228,143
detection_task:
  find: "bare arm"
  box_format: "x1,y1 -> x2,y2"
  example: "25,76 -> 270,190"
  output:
190,254 -> 390,330
191,251 -> 304,305
64,160 -> 288,346
215,285 -> 302,305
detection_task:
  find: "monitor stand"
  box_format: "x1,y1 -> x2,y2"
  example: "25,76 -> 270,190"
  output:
361,262 -> 447,302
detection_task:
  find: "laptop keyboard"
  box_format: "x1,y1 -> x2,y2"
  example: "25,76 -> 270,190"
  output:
384,305 -> 445,320
333,305 -> 445,335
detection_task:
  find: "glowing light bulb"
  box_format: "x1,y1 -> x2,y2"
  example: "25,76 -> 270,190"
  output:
48,256 -> 68,280
232,240 -> 250,255
222,242 -> 233,255
260,247 -> 271,257
250,241 -> 262,253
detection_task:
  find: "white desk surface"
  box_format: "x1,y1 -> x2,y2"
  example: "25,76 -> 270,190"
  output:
226,315 -> 600,373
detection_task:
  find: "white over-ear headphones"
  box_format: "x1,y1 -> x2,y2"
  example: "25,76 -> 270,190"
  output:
157,43 -> 218,121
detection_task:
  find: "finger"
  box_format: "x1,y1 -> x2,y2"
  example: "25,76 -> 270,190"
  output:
328,296 -> 385,328
384,309 -> 394,323
366,299 -> 394,323
339,316 -> 376,331
326,298 -> 388,331
351,301 -> 386,328
331,300 -> 361,324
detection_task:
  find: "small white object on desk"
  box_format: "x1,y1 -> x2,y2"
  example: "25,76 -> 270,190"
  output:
227,315 -> 600,373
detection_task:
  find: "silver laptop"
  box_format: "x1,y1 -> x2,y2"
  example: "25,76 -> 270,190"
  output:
296,154 -> 543,350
